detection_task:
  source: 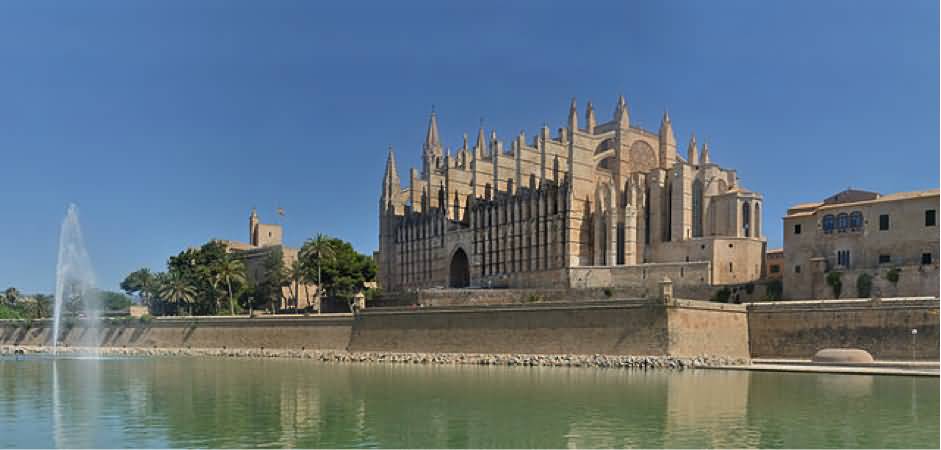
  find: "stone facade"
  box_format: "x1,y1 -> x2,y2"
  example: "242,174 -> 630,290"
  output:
782,189 -> 940,299
378,97 -> 766,292
219,209 -> 319,310
766,248 -> 783,281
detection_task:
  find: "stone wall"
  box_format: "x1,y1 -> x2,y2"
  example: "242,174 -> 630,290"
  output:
746,298 -> 940,360
348,299 -> 750,359
0,316 -> 353,350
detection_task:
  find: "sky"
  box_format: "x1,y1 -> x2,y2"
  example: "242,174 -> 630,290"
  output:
1,0 -> 937,294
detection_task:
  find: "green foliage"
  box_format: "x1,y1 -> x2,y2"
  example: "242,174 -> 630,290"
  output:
856,273 -> 873,298
711,287 -> 731,303
603,288 -> 614,298
300,235 -> 376,301
256,248 -> 287,312
3,287 -> 19,306
885,268 -> 900,285
0,303 -> 26,320
365,287 -> 382,302
96,290 -> 133,311
765,280 -> 783,301
139,313 -> 153,323
159,272 -> 198,316
826,271 -> 843,298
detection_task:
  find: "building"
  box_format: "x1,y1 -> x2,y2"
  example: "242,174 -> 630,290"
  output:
782,188 -> 940,299
766,248 -> 783,281
377,96 -> 766,295
219,209 -> 319,311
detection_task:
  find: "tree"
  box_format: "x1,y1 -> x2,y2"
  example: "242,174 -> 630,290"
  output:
159,272 -> 197,316
121,268 -> 157,306
286,259 -> 305,311
301,236 -> 377,303
214,255 -> 247,315
300,234 -> 336,292
258,248 -> 287,313
31,294 -> 53,319
3,287 -> 19,306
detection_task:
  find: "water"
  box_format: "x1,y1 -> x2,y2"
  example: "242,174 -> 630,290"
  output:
1,357 -> 937,448
52,204 -> 98,354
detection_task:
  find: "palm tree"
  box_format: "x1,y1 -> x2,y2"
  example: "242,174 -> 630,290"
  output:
300,234 -> 336,313
32,294 -> 53,319
159,273 -> 197,316
287,259 -> 305,311
214,256 -> 247,316
3,287 -> 19,306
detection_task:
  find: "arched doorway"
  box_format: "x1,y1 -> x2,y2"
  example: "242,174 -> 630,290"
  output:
449,248 -> 470,288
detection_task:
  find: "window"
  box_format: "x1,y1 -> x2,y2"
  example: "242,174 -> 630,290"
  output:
849,211 -> 863,230
879,214 -> 889,230
822,215 -> 835,233
770,264 -> 780,273
794,265 -> 801,273
794,224 -> 802,234
742,202 -> 751,237
836,213 -> 849,232
926,210 -> 936,227
729,262 -> 733,272
878,254 -> 891,264
922,253 -> 933,265
836,250 -> 851,268
692,179 -> 704,237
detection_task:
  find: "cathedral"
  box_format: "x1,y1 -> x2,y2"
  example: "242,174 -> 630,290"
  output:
377,96 -> 766,293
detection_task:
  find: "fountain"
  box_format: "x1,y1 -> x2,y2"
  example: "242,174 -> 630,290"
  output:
52,204 -> 99,355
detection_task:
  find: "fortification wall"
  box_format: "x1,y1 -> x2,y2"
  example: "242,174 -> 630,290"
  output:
667,300 -> 749,358
0,316 -> 353,350
746,298 -> 940,360
348,301 -> 669,355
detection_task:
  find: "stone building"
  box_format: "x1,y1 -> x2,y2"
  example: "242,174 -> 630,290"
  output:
219,209 -> 318,310
766,248 -> 783,281
782,188 -> 940,299
377,97 -> 766,294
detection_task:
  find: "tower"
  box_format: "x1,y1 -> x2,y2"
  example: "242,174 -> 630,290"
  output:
249,208 -> 259,246
658,111 -> 677,169
422,109 -> 442,177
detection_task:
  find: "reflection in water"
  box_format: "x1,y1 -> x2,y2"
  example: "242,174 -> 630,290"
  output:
0,357 -> 938,448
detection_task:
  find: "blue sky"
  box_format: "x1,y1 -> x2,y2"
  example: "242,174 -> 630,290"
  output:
1,0 -> 937,294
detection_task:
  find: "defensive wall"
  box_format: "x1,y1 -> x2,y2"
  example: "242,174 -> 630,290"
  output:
1,296 -> 937,361
0,315 -> 353,350
746,297 -> 939,361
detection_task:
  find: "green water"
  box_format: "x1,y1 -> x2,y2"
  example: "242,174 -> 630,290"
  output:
0,356 -> 937,448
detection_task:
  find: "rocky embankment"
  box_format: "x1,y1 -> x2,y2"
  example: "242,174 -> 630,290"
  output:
1,345 -> 746,369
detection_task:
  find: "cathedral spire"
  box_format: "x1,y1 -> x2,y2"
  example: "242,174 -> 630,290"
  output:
616,95 -> 630,129
423,108 -> 441,151
585,100 -> 596,133
568,97 -> 578,131
659,111 -> 677,169
701,142 -> 711,164
475,126 -> 487,158
383,146 -> 400,191
687,134 -> 699,165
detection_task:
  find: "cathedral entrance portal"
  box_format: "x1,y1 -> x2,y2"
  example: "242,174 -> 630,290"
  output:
449,248 -> 470,288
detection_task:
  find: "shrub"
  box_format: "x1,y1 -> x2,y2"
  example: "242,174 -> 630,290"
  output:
525,293 -> 543,303
885,268 -> 900,285
826,271 -> 843,298
602,288 -> 614,298
139,313 -> 152,324
856,273 -> 873,298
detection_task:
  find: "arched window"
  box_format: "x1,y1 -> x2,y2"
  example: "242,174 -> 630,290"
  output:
837,213 -> 849,231
553,156 -> 560,183
822,214 -> 835,233
507,178 -> 514,193
437,187 -> 445,211
692,179 -> 704,237
453,196 -> 460,221
485,183 -> 492,200
742,202 -> 751,237
850,211 -> 863,230
529,174 -> 537,190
